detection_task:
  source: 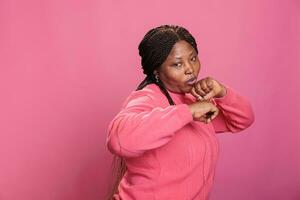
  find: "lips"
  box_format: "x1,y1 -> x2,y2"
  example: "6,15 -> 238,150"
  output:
186,77 -> 197,85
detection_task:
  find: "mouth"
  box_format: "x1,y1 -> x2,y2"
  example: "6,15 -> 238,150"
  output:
186,76 -> 197,86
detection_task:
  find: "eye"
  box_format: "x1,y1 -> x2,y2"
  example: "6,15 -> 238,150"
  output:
173,63 -> 182,68
191,56 -> 197,62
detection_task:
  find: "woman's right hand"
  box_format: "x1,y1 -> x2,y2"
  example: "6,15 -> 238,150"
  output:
187,100 -> 219,124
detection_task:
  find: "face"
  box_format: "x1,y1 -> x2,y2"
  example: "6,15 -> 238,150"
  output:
154,40 -> 201,94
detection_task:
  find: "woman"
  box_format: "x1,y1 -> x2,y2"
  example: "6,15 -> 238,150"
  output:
106,25 -> 255,200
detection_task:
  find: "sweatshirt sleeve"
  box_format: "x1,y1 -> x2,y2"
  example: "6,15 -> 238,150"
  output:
211,85 -> 255,133
106,91 -> 194,158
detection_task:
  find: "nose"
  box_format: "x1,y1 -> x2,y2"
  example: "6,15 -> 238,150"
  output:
185,62 -> 194,75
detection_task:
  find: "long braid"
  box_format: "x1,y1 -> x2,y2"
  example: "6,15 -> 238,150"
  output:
137,73 -> 175,105
106,24 -> 198,200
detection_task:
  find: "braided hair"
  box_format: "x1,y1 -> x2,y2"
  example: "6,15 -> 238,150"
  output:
136,24 -> 198,105
106,25 -> 198,200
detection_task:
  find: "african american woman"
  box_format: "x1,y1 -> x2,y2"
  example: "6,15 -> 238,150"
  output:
106,24 -> 255,200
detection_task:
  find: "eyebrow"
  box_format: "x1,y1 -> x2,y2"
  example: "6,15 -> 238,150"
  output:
174,50 -> 195,59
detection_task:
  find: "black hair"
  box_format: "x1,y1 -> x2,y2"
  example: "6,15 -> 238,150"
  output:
136,24 -> 198,105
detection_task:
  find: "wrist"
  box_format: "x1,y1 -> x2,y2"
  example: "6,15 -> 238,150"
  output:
187,104 -> 195,116
215,85 -> 227,98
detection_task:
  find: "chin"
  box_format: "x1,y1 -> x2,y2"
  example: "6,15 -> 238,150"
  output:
183,86 -> 193,93
186,88 -> 193,93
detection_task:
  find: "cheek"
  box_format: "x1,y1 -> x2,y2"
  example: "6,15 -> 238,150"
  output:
197,61 -> 201,70
167,71 -> 185,84
194,63 -> 200,74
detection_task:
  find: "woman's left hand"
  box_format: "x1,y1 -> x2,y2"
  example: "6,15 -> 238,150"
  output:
190,77 -> 227,101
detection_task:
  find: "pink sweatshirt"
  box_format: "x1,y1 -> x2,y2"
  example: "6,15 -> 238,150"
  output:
106,83 -> 255,200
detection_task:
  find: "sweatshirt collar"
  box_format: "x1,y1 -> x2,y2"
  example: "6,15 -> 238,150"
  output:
148,83 -> 187,99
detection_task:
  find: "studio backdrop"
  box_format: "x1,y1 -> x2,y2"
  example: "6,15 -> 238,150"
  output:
0,0 -> 299,199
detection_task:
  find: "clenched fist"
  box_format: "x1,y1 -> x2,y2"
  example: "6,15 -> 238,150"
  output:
190,77 -> 227,101
187,101 -> 219,124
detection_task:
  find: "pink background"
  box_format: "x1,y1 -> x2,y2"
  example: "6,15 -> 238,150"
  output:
0,0 -> 299,199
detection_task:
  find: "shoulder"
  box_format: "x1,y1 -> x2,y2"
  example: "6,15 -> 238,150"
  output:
126,83 -> 161,101
121,84 -> 166,109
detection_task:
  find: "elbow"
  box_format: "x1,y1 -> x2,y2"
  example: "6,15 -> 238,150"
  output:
106,134 -> 122,157
106,131 -> 144,158
247,107 -> 255,127
106,116 -> 148,158
230,107 -> 255,133
244,104 -> 255,128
